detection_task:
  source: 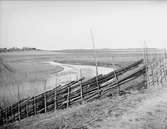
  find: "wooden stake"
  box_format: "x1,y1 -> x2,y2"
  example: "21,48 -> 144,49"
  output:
164,49 -> 167,80
17,84 -> 21,121
80,69 -> 83,101
111,56 -> 120,95
80,80 -> 83,101
5,107 -> 8,124
143,41 -> 148,88
2,110 -> 5,125
151,64 -> 155,86
54,76 -> 57,110
19,102 -> 22,120
90,28 -> 100,96
44,80 -> 47,113
54,89 -> 57,110
26,99 -> 29,117
163,50 -> 166,80
33,97 -> 36,115
10,105 -> 13,121
67,86 -> 70,108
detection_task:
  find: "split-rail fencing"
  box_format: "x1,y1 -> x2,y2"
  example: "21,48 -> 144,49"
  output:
0,59 -> 145,126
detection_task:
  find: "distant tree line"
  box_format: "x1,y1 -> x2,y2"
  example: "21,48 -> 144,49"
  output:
0,47 -> 39,53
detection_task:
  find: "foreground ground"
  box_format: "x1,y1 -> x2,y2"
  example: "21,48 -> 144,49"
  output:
2,83 -> 167,129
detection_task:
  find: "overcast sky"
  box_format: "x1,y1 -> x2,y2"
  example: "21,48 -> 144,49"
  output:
0,0 -> 167,50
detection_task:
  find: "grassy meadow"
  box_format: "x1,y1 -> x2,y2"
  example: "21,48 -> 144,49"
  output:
0,49 -> 145,107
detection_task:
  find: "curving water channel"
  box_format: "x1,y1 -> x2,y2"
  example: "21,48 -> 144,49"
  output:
45,61 -> 114,90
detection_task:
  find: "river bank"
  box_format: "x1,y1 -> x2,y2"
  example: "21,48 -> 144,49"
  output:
45,61 -> 114,90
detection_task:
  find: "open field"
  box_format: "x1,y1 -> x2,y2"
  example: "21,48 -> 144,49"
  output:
0,49 -> 154,107
0,49 -> 146,67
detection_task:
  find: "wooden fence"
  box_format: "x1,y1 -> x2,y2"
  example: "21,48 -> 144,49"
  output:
144,50 -> 167,88
0,59 -> 145,126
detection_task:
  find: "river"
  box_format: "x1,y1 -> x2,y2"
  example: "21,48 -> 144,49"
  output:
45,61 -> 114,90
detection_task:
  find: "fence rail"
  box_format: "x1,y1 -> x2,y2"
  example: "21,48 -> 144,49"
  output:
0,59 -> 145,126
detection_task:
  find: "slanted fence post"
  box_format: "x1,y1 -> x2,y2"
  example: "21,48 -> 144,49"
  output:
90,28 -> 100,97
44,80 -> 47,113
164,50 -> 167,80
26,99 -> 29,117
95,73 -> 100,97
162,51 -> 166,81
44,93 -> 47,113
160,60 -> 163,85
151,63 -> 154,86
17,84 -> 21,121
0,109 -> 2,124
80,69 -> 84,101
163,56 -> 165,80
0,109 -> 1,124
54,77 -> 58,110
98,79 -> 101,97
20,102 -> 22,120
80,79 -> 83,101
18,102 -> 20,121
10,105 -> 13,122
67,85 -> 70,108
33,97 -> 36,115
143,42 -> 149,88
2,110 -> 5,125
113,69 -> 119,95
54,88 -> 57,110
116,74 -> 120,95
5,107 -> 8,124
13,107 -> 15,122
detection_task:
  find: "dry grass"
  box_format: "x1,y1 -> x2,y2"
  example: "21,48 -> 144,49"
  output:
2,84 -> 167,129
0,56 -> 63,107
0,90 -> 144,129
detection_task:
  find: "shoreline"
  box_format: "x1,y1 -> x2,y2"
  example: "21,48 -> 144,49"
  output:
46,61 -> 114,90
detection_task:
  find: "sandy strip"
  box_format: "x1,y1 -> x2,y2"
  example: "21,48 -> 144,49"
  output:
46,61 -> 113,89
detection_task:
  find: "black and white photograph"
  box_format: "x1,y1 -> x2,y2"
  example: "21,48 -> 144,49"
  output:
0,0 -> 167,129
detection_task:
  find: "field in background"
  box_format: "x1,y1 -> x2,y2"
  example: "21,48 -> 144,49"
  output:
0,49 -> 146,67
0,49 -> 149,107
